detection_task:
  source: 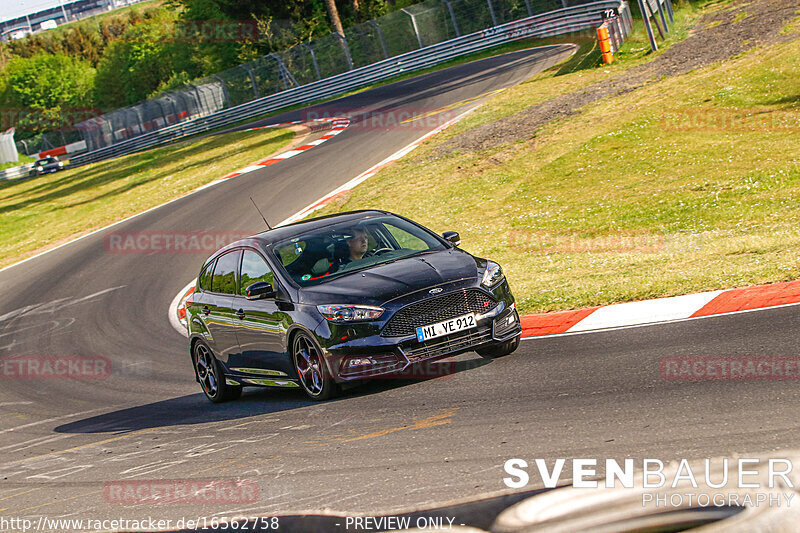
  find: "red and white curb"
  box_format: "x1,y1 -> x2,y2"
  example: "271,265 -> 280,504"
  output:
519,280 -> 800,338
194,117 -> 350,192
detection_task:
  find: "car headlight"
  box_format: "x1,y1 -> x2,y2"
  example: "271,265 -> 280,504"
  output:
317,304 -> 384,322
58,162 -> 64,167
481,261 -> 504,288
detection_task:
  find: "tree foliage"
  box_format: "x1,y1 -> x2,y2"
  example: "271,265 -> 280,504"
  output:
1,53 -> 95,134
93,23 -> 200,109
0,0 -> 407,128
6,4 -> 174,66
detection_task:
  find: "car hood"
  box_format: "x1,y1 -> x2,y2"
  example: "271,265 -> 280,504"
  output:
298,249 -> 483,306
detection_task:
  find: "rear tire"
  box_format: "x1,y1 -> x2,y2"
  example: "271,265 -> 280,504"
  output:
193,341 -> 242,403
292,332 -> 338,401
476,335 -> 520,358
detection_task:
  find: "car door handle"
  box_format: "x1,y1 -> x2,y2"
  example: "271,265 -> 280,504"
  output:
236,309 -> 246,319
202,306 -> 210,315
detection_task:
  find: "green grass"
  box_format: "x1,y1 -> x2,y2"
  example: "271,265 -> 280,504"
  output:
0,154 -> 34,170
314,7 -> 800,314
732,11 -> 748,23
782,12 -> 800,34
410,2 -> 703,149
0,127 -> 293,267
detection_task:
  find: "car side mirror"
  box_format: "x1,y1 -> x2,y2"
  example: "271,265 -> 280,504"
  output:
442,231 -> 461,246
246,281 -> 275,300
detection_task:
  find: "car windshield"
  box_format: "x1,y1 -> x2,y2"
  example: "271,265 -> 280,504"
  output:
36,157 -> 56,165
273,215 -> 448,287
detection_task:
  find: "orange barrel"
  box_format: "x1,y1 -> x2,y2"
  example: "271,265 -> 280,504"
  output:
597,23 -> 613,62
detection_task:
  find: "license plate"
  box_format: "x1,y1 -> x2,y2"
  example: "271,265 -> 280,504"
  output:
416,313 -> 476,342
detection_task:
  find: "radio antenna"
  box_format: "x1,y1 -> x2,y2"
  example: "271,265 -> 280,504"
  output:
250,196 -> 272,230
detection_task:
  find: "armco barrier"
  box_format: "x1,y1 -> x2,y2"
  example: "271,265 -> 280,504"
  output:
0,163 -> 34,181
67,0 -> 628,169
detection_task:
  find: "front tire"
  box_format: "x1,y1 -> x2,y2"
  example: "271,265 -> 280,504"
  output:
193,341 -> 242,403
476,335 -> 520,358
292,332 -> 337,401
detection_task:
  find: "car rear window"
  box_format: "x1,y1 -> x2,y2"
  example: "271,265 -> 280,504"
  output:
198,260 -> 214,291
211,250 -> 240,294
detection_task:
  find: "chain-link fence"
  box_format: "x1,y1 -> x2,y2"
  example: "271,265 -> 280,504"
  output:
48,0 -> 602,154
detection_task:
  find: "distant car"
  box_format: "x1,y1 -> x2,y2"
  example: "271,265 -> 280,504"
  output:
186,210 -> 521,402
29,156 -> 64,176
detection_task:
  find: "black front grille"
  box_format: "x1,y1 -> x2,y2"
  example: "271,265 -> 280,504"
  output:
404,327 -> 493,362
382,289 -> 498,337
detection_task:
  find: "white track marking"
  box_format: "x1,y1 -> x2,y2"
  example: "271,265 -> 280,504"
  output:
0,434 -> 73,453
0,408 -> 107,435
0,286 -> 124,324
567,290 -> 725,332
27,464 -> 93,480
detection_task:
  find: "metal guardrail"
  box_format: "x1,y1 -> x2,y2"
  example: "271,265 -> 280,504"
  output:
0,163 -> 34,181
68,0 -> 628,168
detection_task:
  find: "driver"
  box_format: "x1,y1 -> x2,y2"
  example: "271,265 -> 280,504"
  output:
335,226 -> 369,270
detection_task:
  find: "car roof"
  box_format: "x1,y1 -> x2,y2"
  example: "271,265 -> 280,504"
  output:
204,209 -> 395,262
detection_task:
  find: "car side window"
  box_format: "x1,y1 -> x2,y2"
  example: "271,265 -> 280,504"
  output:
385,222 -> 429,251
198,260 -> 215,291
211,250 -> 240,294
239,250 -> 274,296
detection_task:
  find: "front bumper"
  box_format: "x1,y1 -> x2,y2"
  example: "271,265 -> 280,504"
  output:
320,301 -> 521,382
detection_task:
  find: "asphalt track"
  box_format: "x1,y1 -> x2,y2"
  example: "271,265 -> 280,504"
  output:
1,44 -> 799,530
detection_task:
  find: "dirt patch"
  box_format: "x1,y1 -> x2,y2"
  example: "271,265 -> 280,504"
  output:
436,0 -> 800,156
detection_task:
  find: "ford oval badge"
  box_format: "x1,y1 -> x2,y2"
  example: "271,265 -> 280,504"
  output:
429,288 -> 443,294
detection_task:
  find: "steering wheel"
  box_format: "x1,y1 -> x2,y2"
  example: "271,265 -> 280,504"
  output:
365,247 -> 393,257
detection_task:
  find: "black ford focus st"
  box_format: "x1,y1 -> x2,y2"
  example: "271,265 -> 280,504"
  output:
186,210 -> 521,402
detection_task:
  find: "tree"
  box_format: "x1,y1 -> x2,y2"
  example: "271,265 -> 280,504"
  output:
1,53 -> 95,134
93,22 -> 200,109
324,0 -> 345,36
